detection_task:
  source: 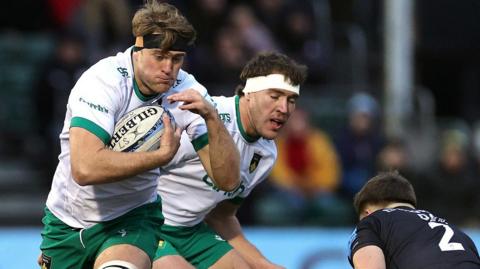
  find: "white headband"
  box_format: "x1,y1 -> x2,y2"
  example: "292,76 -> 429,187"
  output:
243,74 -> 300,95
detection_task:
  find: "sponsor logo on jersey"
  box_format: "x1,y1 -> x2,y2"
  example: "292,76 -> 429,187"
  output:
40,253 -> 51,269
117,229 -> 127,237
219,113 -> 231,123
214,235 -> 225,241
249,153 -> 262,173
158,239 -> 166,249
202,175 -> 246,197
117,67 -> 129,78
172,79 -> 182,88
79,97 -> 109,113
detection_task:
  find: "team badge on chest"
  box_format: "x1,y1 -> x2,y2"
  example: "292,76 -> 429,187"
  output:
249,153 -> 262,173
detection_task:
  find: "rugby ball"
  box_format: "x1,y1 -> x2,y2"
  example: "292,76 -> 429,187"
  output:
109,105 -> 175,152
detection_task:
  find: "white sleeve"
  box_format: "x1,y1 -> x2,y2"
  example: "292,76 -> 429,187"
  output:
68,69 -> 120,144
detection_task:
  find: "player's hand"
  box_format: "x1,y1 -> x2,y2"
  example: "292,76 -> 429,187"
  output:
156,114 -> 181,163
167,89 -> 217,120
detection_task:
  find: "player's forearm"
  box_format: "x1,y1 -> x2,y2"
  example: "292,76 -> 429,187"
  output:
229,234 -> 274,268
204,115 -> 240,191
207,215 -> 272,268
71,148 -> 172,185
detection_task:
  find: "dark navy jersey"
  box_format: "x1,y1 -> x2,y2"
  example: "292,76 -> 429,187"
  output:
348,206 -> 480,269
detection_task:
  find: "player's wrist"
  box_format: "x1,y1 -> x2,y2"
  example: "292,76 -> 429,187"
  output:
202,108 -> 220,121
153,144 -> 177,165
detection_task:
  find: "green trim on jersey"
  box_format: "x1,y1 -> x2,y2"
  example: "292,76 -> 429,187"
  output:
133,78 -> 159,101
192,133 -> 209,151
235,95 -> 259,143
228,196 -> 244,205
71,117 -> 111,145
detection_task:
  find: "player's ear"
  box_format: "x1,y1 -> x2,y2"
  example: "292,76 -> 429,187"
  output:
359,210 -> 368,220
359,205 -> 373,220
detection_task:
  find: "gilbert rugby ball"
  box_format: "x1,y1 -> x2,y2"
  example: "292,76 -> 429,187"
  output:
109,105 -> 175,152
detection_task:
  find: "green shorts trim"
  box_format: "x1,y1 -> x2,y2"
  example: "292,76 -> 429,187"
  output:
154,222 -> 233,269
40,198 -> 164,269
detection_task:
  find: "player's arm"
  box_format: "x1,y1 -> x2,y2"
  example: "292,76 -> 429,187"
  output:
70,115 -> 181,185
205,200 -> 284,269
352,245 -> 386,269
167,89 -> 240,191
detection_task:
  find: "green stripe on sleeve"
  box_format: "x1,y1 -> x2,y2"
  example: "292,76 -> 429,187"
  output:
191,133 -> 209,151
70,117 -> 111,145
228,196 -> 245,205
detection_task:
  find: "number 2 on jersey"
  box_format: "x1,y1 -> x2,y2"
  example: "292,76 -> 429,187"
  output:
428,222 -> 465,251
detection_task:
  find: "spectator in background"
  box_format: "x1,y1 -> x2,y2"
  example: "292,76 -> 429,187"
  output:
424,128 -> 478,225
34,31 -> 88,186
229,4 -> 278,53
186,0 -> 229,48
376,138 -> 428,208
47,0 -> 83,29
377,139 -> 408,172
335,92 -> 384,201
185,0 -> 230,87
252,0 -> 287,40
194,26 -> 250,95
193,3 -> 277,95
258,109 -> 351,225
77,0 -> 132,63
278,1 -> 327,84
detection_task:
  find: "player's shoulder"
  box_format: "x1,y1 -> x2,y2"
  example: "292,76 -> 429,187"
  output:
209,95 -> 235,125
212,95 -> 235,110
81,47 -> 133,88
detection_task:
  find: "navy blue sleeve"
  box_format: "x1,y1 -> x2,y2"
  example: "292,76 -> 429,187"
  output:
348,215 -> 384,267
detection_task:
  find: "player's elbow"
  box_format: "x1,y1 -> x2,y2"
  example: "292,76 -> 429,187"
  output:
216,174 -> 240,192
71,163 -> 96,186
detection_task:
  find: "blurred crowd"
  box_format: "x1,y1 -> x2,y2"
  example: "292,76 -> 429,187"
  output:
2,0 -> 480,227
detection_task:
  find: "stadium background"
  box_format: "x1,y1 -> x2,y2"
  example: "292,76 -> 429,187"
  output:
1,0 -> 480,268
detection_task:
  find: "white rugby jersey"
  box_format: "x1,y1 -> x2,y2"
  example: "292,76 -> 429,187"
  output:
46,47 -> 210,229
158,95 -> 277,226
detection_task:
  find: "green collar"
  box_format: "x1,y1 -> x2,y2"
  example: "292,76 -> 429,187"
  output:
235,95 -> 259,143
133,78 -> 159,101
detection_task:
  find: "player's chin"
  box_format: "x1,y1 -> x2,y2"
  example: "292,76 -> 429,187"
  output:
152,83 -> 171,94
261,128 -> 281,140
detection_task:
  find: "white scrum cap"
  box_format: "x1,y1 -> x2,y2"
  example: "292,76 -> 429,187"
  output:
243,74 -> 300,95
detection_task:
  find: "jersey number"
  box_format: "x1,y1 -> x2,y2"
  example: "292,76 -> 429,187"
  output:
428,222 -> 465,251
